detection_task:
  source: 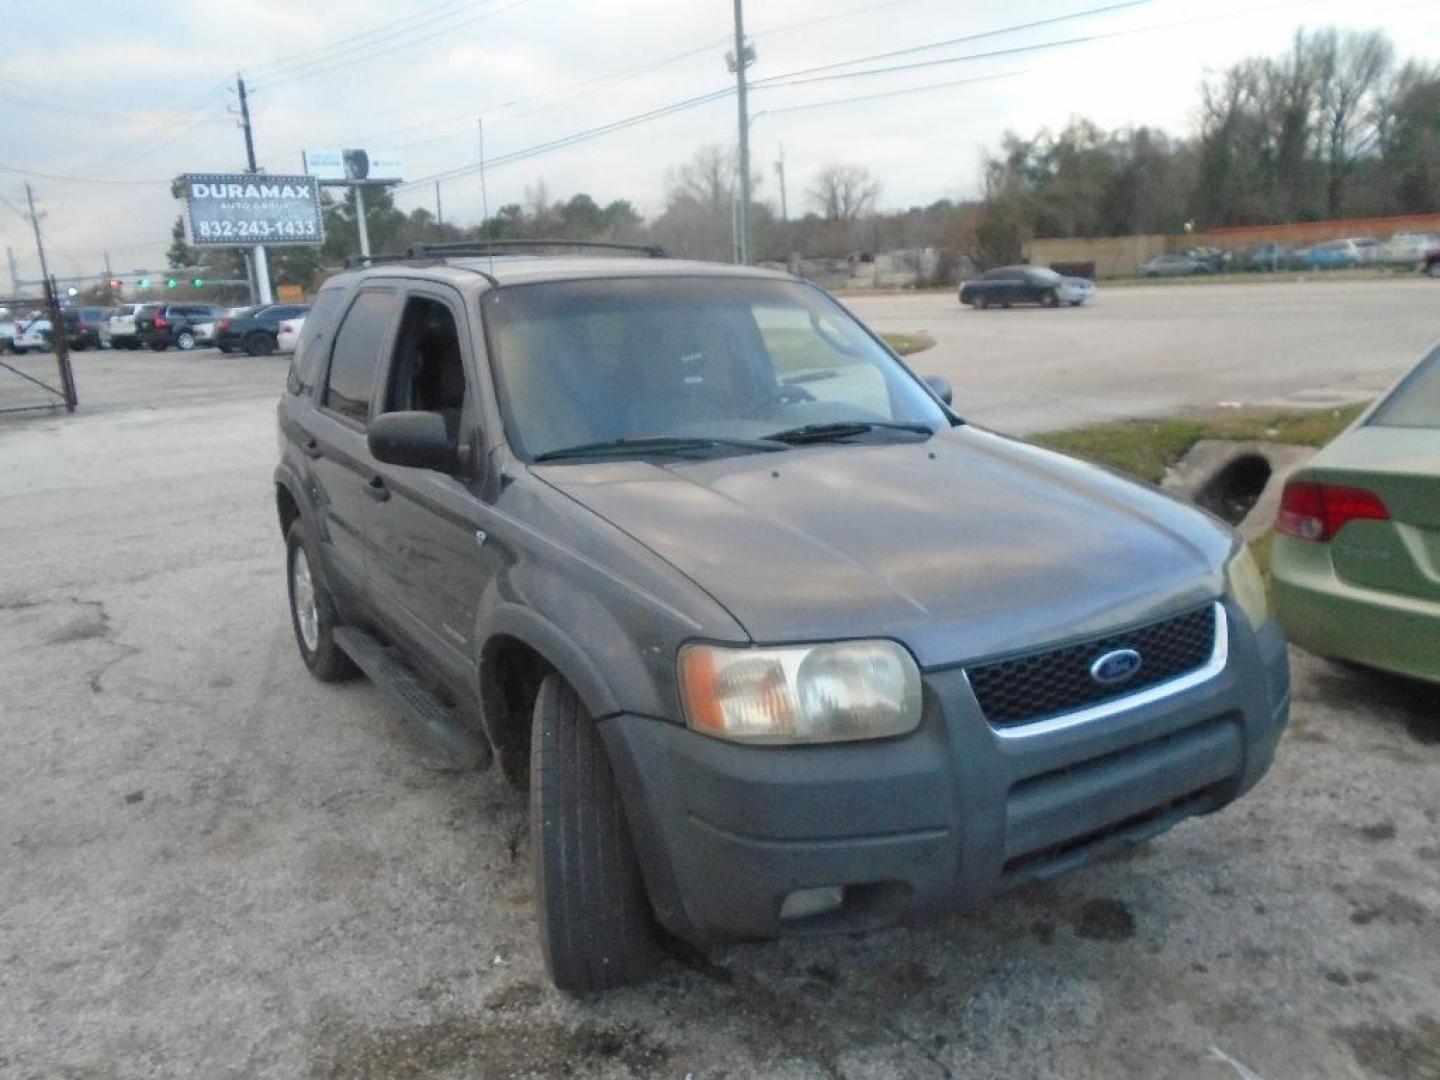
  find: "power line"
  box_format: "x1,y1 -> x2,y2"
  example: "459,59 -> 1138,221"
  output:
754,0 -> 1155,86
396,86 -> 736,190
0,163 -> 170,186
250,0 -> 538,93
754,0 -> 1323,90
243,0 -> 474,79
751,69 -> 1029,124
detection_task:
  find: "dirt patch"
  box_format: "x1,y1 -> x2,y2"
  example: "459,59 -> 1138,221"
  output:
312,1015 -> 670,1080
1070,897 -> 1136,942
1335,1015 -> 1440,1080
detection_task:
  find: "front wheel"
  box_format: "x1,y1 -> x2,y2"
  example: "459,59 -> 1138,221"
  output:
176,330 -> 196,350
285,518 -> 357,682
975,294 -> 990,310
245,332 -> 275,357
531,673 -> 659,992
1041,288 -> 1059,308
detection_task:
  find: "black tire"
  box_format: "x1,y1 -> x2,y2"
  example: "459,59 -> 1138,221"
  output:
218,345 -> 234,353
1041,288 -> 1059,308
1427,261 -> 1440,279
285,518 -> 357,682
150,341 -> 167,351
531,672 -> 659,992
176,330 -> 196,350
975,294 -> 990,310
245,332 -> 275,357
11,346 -> 27,355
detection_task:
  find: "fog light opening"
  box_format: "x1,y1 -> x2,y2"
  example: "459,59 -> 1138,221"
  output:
779,885 -> 845,922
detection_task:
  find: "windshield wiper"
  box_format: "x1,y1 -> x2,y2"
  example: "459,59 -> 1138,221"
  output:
532,435 -> 786,463
760,420 -> 935,445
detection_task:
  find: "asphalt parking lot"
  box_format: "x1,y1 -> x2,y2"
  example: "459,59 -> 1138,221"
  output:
2,281 -> 1438,1079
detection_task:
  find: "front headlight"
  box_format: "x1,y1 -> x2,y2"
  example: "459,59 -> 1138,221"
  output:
678,640 -> 923,744
1226,544 -> 1269,630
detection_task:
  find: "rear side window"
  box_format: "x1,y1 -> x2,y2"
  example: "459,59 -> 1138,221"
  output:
1370,349 -> 1440,429
322,289 -> 396,424
288,288 -> 346,395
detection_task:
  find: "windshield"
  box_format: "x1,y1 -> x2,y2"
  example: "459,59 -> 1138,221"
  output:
482,277 -> 950,461
1370,349 -> 1440,429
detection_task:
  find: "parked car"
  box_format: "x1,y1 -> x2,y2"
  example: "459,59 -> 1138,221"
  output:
1183,246 -> 1229,272
105,303 -> 146,350
1351,237 -> 1385,265
1271,345 -> 1440,683
191,315 -> 218,347
276,314 -> 306,354
1300,239 -> 1363,270
5,311 -> 52,353
959,265 -> 1094,308
1238,243 -> 1294,271
215,303 -> 309,355
1138,253 -> 1209,277
62,306 -> 110,350
1385,232 -> 1440,266
135,302 -> 222,351
276,244 -> 1288,992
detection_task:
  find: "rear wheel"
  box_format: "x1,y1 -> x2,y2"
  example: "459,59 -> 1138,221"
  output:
1041,288 -> 1059,308
531,673 -> 659,992
150,341 -> 167,351
975,294 -> 990,310
176,330 -> 196,350
245,332 -> 275,357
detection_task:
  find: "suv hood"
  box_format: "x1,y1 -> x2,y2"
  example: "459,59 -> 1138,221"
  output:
534,427 -> 1232,666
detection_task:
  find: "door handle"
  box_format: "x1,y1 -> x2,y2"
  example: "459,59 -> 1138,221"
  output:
300,437 -> 322,459
364,476 -> 390,502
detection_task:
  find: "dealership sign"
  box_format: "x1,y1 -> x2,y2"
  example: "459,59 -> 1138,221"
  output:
302,148 -> 405,185
179,172 -> 324,246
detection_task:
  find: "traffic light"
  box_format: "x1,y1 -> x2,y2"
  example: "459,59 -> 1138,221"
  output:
138,277 -> 150,288
166,277 -> 178,289
191,277 -> 204,288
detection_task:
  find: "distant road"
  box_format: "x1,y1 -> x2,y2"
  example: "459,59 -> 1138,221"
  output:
847,278 -> 1436,433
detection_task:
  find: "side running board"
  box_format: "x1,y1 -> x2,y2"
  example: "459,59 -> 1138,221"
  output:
333,626 -> 492,772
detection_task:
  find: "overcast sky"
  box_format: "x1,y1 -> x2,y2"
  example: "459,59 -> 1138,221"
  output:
2,0 -> 1437,285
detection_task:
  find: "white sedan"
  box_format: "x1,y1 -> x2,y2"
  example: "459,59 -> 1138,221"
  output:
276,315 -> 305,354
1057,276 -> 1096,306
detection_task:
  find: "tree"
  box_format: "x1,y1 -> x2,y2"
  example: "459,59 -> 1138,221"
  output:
666,144 -> 735,212
167,215 -> 194,271
1313,28 -> 1395,216
807,163 -> 881,223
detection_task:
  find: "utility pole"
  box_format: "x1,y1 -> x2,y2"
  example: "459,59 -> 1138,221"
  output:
776,143 -> 788,223
728,0 -> 754,264
435,180 -> 444,238
235,74 -> 273,304
6,246 -> 19,295
24,182 -> 52,286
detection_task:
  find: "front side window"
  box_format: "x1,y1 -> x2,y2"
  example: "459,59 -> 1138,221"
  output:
483,277 -> 948,461
322,289 -> 396,424
289,288 -> 346,395
382,296 -> 466,417
1370,349 -> 1440,429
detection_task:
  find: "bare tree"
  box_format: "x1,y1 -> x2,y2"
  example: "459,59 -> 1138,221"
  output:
666,144 -> 735,212
807,164 -> 882,223
1313,28 -> 1395,216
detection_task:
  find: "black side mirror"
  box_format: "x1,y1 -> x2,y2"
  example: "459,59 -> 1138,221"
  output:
923,374 -> 953,406
368,411 -> 462,474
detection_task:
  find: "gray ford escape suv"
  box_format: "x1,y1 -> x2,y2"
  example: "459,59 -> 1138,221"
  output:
275,241 -> 1289,992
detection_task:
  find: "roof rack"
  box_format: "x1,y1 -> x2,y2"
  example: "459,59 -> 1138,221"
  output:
407,239 -> 666,260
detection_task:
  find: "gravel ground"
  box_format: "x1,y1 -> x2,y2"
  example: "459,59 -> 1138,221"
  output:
2,293 -> 1438,1079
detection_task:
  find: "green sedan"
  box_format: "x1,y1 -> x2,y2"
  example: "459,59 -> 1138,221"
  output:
1271,347 -> 1440,683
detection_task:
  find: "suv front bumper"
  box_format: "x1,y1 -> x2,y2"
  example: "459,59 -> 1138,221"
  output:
602,602 -> 1289,945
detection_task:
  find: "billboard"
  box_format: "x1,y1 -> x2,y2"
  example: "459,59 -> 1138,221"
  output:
180,173 -> 323,246
303,148 -> 405,185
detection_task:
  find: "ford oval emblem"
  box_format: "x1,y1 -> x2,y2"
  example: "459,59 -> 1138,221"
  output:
1090,648 -> 1143,686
